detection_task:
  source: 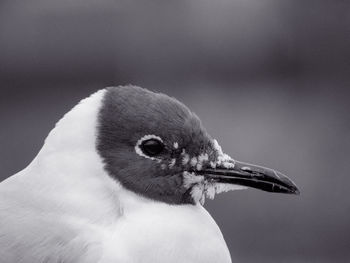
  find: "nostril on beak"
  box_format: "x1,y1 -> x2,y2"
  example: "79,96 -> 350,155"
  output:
241,166 -> 253,173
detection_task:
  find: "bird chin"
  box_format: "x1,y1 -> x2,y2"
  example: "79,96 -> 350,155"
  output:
192,182 -> 248,205
183,171 -> 247,205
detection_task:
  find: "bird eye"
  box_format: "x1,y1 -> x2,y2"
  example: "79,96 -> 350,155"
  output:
141,139 -> 165,156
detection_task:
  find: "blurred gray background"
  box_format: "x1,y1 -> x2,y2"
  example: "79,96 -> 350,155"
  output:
1,0 -> 350,262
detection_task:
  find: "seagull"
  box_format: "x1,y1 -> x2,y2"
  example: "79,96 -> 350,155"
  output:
0,86 -> 299,263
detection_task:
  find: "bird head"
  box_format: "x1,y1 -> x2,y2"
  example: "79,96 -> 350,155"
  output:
96,86 -> 299,205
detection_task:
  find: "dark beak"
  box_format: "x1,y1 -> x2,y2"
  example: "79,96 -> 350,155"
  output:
198,160 -> 300,195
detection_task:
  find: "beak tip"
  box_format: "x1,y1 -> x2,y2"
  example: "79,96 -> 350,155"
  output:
277,172 -> 300,195
292,187 -> 301,195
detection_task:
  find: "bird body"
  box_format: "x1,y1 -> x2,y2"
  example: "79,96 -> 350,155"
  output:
0,167 -> 230,263
0,86 -> 298,262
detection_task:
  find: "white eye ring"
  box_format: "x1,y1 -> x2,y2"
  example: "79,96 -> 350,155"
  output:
135,135 -> 164,161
